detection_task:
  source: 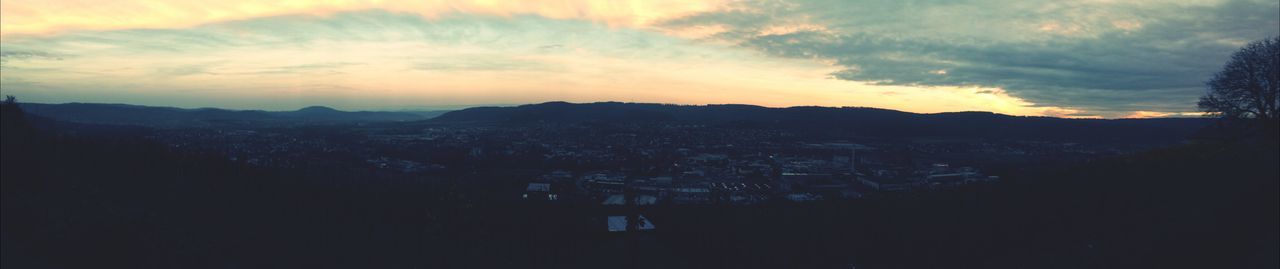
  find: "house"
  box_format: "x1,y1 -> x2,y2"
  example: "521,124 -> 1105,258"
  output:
607,215 -> 656,232
523,183 -> 556,201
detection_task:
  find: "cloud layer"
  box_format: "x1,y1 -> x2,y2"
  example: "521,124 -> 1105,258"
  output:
0,0 -> 726,36
659,0 -> 1280,116
1,0 -> 1276,117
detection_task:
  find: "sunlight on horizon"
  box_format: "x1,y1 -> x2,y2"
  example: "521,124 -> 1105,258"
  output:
3,0 -> 1276,118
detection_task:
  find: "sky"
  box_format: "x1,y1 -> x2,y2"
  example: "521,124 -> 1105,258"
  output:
0,0 -> 1276,118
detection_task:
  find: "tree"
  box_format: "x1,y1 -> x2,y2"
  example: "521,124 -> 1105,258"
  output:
1198,37 -> 1280,136
1,95 -> 25,127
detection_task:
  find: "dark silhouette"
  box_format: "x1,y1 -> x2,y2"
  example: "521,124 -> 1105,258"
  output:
1198,36 -> 1280,138
16,102 -> 431,128
4,97 -> 1277,268
432,101 -> 1210,142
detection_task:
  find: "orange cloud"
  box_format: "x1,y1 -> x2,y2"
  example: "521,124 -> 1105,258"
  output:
0,0 -> 730,36
1119,111 -> 1200,118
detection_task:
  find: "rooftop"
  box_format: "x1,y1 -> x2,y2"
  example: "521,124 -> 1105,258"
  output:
526,183 -> 551,192
607,215 -> 656,232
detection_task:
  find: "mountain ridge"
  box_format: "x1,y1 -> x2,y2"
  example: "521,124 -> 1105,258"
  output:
18,102 -> 431,128
432,101 -> 1212,142
16,101 -> 1213,142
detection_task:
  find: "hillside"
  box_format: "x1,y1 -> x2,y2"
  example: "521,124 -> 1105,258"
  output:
433,102 -> 1212,142
4,100 -> 1274,268
18,103 -> 430,128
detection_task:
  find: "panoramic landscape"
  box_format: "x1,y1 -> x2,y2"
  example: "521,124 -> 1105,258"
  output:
2,0 -> 1278,268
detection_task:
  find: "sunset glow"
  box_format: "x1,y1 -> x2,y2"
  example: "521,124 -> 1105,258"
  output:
3,0 -> 1277,117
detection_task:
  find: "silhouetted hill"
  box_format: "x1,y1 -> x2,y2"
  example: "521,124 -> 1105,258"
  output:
4,100 -> 1275,268
18,103 -> 427,128
433,102 -> 1212,142
290,106 -> 342,114
400,110 -> 451,119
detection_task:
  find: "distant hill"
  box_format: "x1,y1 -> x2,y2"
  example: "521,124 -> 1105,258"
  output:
18,103 -> 430,128
433,101 -> 1213,142
18,101 -> 1214,142
398,110 -> 452,119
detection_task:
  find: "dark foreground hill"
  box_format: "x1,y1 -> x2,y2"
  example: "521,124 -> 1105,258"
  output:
18,102 -> 433,128
434,102 -> 1211,142
4,100 -> 1276,268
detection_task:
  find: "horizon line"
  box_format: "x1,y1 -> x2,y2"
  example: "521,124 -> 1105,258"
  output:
13,99 -> 1206,120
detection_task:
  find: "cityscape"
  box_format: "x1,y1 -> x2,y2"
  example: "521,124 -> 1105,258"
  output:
2,0 -> 1277,268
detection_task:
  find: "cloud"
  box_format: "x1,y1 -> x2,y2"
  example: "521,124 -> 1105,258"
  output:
659,0 -> 1280,115
411,57 -> 560,72
4,1 -> 1271,117
537,44 -> 565,50
0,0 -> 731,36
239,62 -> 364,75
0,50 -> 65,61
153,63 -> 219,76
6,11 -> 903,111
0,50 -> 66,68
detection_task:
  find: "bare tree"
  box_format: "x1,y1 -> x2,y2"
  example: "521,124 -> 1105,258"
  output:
1198,37 -> 1280,135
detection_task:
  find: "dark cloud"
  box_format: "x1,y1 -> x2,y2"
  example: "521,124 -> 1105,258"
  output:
0,51 -> 66,69
661,0 -> 1280,113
